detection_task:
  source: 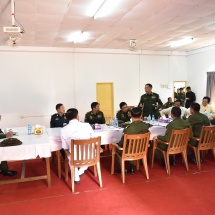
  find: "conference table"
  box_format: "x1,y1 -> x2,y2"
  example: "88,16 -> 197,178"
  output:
46,123 -> 167,178
0,126 -> 51,187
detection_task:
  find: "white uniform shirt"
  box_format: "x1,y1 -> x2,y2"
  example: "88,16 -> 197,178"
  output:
61,119 -> 95,152
160,106 -> 190,118
200,104 -> 215,117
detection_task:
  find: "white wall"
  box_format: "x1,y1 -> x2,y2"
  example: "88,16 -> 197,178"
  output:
187,46 -> 215,104
0,48 -> 187,128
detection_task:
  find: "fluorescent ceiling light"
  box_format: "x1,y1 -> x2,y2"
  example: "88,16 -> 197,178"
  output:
69,31 -> 89,43
93,0 -> 123,19
170,38 -> 194,48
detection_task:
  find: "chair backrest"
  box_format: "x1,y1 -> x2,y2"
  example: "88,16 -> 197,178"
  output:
192,122 -> 204,138
167,127 -> 191,154
122,132 -> 150,161
198,126 -> 215,150
70,136 -> 101,167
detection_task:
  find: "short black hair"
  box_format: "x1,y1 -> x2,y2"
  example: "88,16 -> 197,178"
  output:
186,86 -> 191,90
130,107 -> 142,118
179,88 -> 183,90
203,96 -> 210,103
190,103 -> 200,112
91,102 -> 99,110
145,83 -> 152,88
168,97 -> 172,101
119,102 -> 127,109
66,108 -> 78,120
174,99 -> 182,105
56,103 -> 63,110
171,106 -> 181,118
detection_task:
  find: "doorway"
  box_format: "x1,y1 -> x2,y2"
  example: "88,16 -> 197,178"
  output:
173,81 -> 187,100
96,83 -> 114,123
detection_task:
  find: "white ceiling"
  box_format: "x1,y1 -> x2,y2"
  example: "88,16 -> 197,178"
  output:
1,0 -> 215,51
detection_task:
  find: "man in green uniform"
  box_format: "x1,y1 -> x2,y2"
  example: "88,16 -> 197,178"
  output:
0,115 -> 17,176
177,88 -> 186,107
155,107 -> 190,165
85,102 -> 105,124
187,103 -> 210,163
115,107 -> 150,174
138,83 -> 163,119
116,102 -> 131,124
162,97 -> 174,109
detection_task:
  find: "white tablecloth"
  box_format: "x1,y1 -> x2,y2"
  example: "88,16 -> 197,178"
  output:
0,126 -> 51,162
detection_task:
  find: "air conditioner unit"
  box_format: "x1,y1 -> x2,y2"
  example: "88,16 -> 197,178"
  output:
3,26 -> 22,33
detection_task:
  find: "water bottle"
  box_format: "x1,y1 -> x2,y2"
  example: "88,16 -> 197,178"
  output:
114,118 -> 118,127
28,124 -> 32,135
151,115 -> 155,124
180,114 -> 183,119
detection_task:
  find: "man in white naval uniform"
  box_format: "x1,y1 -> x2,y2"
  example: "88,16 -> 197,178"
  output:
61,108 -> 95,183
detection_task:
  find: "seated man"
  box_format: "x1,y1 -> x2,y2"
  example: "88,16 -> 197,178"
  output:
85,102 -> 105,124
188,103 -> 210,163
200,96 -> 215,118
160,99 -> 190,118
116,102 -> 131,124
61,108 -> 95,183
50,103 -> 69,159
162,97 -> 174,109
115,107 -> 150,174
0,115 -> 17,176
156,107 -> 190,165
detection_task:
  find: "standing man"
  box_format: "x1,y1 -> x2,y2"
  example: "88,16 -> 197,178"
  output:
177,88 -> 186,107
116,102 -> 131,124
61,108 -> 95,183
138,83 -> 163,119
85,102 -> 105,124
185,86 -> 196,108
0,115 -> 17,176
50,103 -> 69,159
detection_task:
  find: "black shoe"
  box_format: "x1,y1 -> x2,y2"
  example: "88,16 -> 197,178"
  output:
74,180 -> 80,184
0,170 -> 17,176
115,168 -> 128,174
161,159 -> 175,166
188,157 -> 197,164
129,165 -> 135,174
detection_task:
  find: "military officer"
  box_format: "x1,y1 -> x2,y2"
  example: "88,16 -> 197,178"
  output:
162,97 -> 174,109
116,102 -> 131,124
0,115 -> 17,176
85,102 -> 105,124
155,107 -> 190,165
187,103 -> 210,163
185,86 -> 196,108
115,107 -> 150,174
177,88 -> 186,106
138,83 -> 163,119
50,103 -> 69,159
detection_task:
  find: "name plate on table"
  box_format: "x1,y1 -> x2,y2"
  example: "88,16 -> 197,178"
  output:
34,127 -> 43,135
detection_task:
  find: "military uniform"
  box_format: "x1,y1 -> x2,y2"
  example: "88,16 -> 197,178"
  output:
157,118 -> 190,152
116,110 -> 131,123
117,121 -> 150,165
138,92 -> 163,118
84,111 -> 105,124
162,102 -> 174,109
177,93 -> 186,106
50,113 -> 68,128
0,130 -> 9,171
188,112 -> 210,147
174,92 -> 178,101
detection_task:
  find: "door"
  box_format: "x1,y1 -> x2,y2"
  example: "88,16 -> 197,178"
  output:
96,83 -> 114,123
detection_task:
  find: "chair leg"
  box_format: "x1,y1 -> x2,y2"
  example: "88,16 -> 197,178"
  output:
121,160 -> 125,184
111,146 -> 116,174
142,157 -> 149,179
136,160 -> 140,170
192,147 -> 199,170
196,150 -> 201,170
151,148 -> 155,168
65,157 -> 69,181
164,153 -> 170,175
71,166 -> 75,193
182,151 -> 189,171
212,148 -> 215,159
96,162 -> 102,188
94,165 -> 98,177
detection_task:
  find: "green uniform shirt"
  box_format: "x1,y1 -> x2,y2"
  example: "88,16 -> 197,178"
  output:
116,110 -> 131,123
188,112 -> 210,138
84,111 -> 105,124
158,118 -> 190,142
177,93 -> 186,106
162,102 -> 174,109
0,129 -> 6,139
118,120 -> 150,147
138,92 -> 163,118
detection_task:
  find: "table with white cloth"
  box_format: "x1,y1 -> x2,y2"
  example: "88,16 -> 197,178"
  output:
0,126 -> 51,187
46,125 -> 124,178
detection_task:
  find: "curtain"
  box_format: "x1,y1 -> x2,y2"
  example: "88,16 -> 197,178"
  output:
206,72 -> 215,106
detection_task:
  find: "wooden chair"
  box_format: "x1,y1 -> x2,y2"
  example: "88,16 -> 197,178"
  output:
111,132 -> 150,183
65,136 -> 102,192
151,127 -> 191,175
188,126 -> 215,170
